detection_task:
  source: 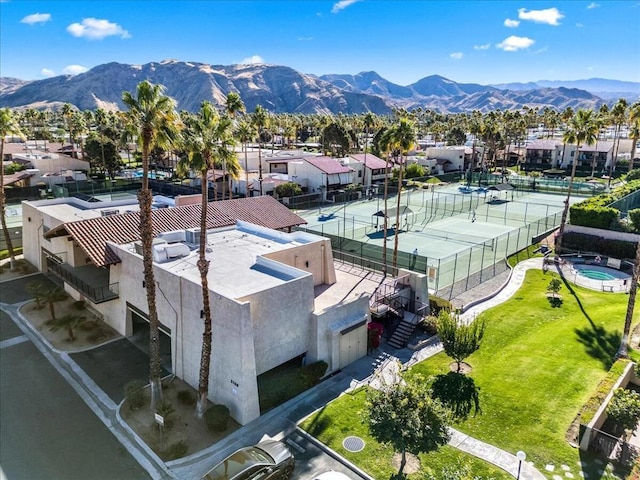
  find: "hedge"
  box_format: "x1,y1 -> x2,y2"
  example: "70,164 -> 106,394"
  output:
561,231 -> 638,259
629,208 -> 640,233
579,359 -> 630,426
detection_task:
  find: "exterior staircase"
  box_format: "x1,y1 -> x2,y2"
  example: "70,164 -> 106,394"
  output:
387,312 -> 420,349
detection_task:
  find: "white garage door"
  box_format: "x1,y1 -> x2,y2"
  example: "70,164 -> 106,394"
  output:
339,325 -> 367,369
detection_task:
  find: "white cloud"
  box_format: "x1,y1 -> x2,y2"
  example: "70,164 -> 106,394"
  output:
21,13 -> 51,25
449,52 -> 463,60
496,36 -> 535,51
66,18 -> 130,40
518,7 -> 564,25
576,22 -> 584,27
62,65 -> 88,75
332,0 -> 359,13
40,68 -> 55,77
239,55 -> 264,65
587,2 -> 599,8
504,18 -> 520,27
473,43 -> 491,51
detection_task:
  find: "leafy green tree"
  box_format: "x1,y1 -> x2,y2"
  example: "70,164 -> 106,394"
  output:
404,163 -> 425,179
0,108 -> 25,271
47,313 -> 86,342
365,373 -> 451,476
445,125 -> 466,146
547,278 -> 562,297
274,182 -> 302,198
322,122 -> 352,157
122,80 -> 182,409
437,311 -> 486,373
606,388 -> 640,433
84,135 -> 122,179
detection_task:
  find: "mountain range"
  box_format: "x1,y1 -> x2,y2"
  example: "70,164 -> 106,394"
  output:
0,59 -> 638,115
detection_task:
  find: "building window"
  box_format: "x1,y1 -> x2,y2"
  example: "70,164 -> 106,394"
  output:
358,170 -> 362,178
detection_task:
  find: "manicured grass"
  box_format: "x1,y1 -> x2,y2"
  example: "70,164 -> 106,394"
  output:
408,269 -> 637,478
506,244 -> 545,268
302,270 -> 638,479
301,389 -> 512,480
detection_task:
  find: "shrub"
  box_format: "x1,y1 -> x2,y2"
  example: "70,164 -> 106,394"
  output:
625,168 -> 640,181
156,400 -> 175,429
72,300 -> 86,310
163,440 -> 188,460
429,296 -> 451,315
419,315 -> 439,335
87,328 -> 109,343
579,359 -> 629,426
299,360 -> 328,388
124,380 -> 146,410
606,388 -> 640,433
629,208 -> 640,233
177,389 -> 196,406
562,231 -> 638,259
205,404 -> 230,432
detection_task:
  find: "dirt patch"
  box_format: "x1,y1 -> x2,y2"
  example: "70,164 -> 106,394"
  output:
448,361 -> 472,374
0,258 -> 38,282
120,378 -> 240,461
20,298 -> 118,351
391,452 -> 420,474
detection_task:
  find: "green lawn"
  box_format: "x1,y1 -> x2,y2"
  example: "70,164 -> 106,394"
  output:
408,270 -> 637,478
301,389 -> 512,480
301,270 -> 638,479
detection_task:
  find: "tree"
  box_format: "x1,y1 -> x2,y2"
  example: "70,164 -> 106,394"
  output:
43,286 -> 69,322
437,311 -> 486,373
404,163 -> 425,179
547,278 -> 562,297
178,101 -> 234,418
606,388 -> 640,434
616,240 -> 639,358
251,105 -> 268,196
556,109 -> 598,254
608,98 -> 628,189
366,372 -> 451,476
47,313 -> 86,342
236,120 -> 255,198
274,181 -> 302,198
0,108 -> 25,271
322,122 -> 352,157
83,135 -> 122,179
122,81 -> 182,409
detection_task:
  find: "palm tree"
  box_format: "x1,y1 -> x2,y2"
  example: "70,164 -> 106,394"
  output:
122,81 -> 182,409
616,240 -> 639,358
179,101 -> 234,417
628,101 -> 640,172
608,98 -> 628,188
251,105 -> 268,196
0,108 -> 25,271
222,92 -> 245,199
236,120 -> 255,198
388,118 -> 416,269
556,109 -> 599,253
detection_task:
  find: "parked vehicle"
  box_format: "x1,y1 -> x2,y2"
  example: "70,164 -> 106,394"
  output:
203,440 -> 294,480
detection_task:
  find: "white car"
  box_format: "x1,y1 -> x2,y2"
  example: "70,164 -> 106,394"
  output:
312,472 -> 351,480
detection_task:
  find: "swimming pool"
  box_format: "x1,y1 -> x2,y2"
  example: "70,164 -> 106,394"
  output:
572,264 -> 630,281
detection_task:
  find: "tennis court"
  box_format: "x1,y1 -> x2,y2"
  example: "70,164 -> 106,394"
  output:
296,184 -> 585,293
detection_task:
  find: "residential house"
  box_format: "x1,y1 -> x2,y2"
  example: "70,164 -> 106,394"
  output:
21,195 -> 378,425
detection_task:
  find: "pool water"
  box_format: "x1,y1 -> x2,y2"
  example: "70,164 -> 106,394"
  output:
573,264 -> 629,281
576,269 -> 617,281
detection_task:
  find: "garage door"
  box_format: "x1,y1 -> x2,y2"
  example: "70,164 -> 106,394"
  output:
339,325 -> 367,369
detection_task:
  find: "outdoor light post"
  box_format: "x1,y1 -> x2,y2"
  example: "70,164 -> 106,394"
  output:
516,450 -> 526,480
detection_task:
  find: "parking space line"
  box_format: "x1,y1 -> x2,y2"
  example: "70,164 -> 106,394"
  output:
0,335 -> 29,349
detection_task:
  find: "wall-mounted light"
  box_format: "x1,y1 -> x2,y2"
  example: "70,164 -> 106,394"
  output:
200,310 -> 204,319
305,261 -> 309,267
142,280 -> 146,288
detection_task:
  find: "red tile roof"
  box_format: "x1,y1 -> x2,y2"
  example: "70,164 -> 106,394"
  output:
349,153 -> 388,170
46,196 -> 307,267
303,156 -> 353,175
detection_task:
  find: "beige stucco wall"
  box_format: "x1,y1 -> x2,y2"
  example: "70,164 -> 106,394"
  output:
264,239 -> 336,286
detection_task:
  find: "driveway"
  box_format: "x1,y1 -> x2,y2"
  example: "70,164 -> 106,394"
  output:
0,311 -> 151,480
70,338 -> 170,404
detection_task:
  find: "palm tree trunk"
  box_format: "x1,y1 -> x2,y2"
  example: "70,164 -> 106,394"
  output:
0,138 -> 18,271
556,144 -> 581,254
48,300 -> 57,322
196,171 -> 213,418
392,154 -> 404,269
382,155 -> 390,276
616,240 -> 640,358
67,324 -> 75,342
244,142 -> 250,198
139,141 -> 163,408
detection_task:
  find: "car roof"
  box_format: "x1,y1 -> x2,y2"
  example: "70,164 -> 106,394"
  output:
203,446 -> 275,480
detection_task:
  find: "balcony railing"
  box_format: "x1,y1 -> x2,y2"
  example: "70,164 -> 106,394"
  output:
46,257 -> 119,303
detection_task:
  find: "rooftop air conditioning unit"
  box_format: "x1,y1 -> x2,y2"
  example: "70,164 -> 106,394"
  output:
101,209 -> 119,216
185,228 -> 201,246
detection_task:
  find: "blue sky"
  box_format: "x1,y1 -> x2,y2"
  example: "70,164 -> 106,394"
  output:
1,0 -> 639,86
